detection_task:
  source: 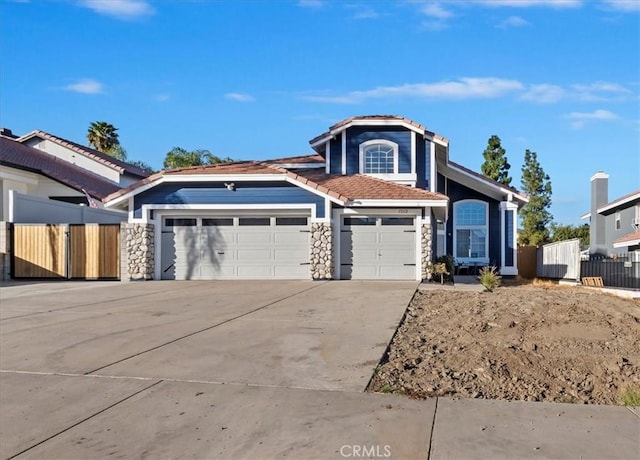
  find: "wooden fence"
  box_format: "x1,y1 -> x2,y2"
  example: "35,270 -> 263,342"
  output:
536,239 -> 581,280
12,224 -> 120,279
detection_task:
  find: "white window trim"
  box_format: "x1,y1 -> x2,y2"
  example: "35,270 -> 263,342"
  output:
453,199 -> 490,264
359,140 -> 399,175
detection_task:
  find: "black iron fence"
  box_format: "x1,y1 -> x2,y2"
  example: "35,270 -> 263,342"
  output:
580,253 -> 640,289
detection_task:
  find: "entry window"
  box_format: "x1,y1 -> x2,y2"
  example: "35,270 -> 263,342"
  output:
359,140 -> 398,175
165,218 -> 196,227
344,217 -> 376,226
615,211 -> 621,230
275,217 -> 308,226
381,217 -> 414,226
238,217 -> 271,226
453,201 -> 488,262
202,218 -> 233,226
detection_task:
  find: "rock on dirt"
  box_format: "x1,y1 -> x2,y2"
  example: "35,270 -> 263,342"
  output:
368,286 -> 640,405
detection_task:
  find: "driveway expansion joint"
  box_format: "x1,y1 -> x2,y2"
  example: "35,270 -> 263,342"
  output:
6,379 -> 163,460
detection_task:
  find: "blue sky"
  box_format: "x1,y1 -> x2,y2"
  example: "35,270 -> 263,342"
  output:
1,0 -> 638,225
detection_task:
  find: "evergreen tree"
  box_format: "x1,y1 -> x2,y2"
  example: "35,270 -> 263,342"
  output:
481,135 -> 512,186
519,149 -> 553,245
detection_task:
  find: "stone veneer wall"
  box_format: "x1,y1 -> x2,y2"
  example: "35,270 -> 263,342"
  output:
420,223 -> 433,280
310,222 -> 333,280
124,223 -> 155,280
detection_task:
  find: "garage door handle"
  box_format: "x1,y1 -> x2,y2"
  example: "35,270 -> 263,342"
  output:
404,230 -> 416,233
404,263 -> 416,266
300,262 -> 311,265
217,251 -> 225,254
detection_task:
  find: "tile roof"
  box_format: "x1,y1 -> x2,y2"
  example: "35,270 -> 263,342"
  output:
0,137 -> 121,200
612,230 -> 640,246
103,157 -> 449,205
309,115 -> 448,146
18,130 -> 150,178
448,160 -> 526,197
265,154 -> 325,164
290,169 -> 449,202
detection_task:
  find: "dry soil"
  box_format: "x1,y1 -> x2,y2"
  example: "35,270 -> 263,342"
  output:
368,285 -> 640,405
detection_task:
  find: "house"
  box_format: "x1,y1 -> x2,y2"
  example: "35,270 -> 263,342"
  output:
583,172 -> 640,255
104,115 -> 528,281
15,129 -> 149,187
0,128 -> 149,222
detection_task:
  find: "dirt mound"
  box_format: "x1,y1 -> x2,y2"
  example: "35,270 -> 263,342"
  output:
368,286 -> 640,405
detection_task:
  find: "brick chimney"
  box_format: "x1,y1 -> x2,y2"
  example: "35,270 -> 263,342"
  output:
589,172 -> 609,256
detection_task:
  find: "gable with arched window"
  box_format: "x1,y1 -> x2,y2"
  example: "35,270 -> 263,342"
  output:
359,140 -> 399,175
453,200 -> 489,264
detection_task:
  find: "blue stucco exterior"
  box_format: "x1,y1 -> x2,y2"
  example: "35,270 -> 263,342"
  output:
329,136 -> 342,174
444,178 -> 501,266
341,126 -> 412,175
133,181 -> 325,218
416,139 -> 428,189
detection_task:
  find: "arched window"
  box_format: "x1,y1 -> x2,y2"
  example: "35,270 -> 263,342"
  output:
359,140 -> 398,174
453,200 -> 489,263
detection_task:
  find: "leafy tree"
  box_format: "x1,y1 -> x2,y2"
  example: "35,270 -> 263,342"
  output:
550,223 -> 590,248
87,121 -> 120,154
104,143 -> 127,161
163,147 -> 232,169
128,159 -> 156,174
481,135 -> 512,186
519,149 -> 553,246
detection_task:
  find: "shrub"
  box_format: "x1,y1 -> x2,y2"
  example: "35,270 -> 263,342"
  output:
478,266 -> 501,292
621,388 -> 640,407
436,255 -> 456,283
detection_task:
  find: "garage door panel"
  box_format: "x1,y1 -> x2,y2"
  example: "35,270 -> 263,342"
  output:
237,265 -> 273,278
378,248 -> 414,262
379,231 -> 414,244
237,232 -> 272,245
274,230 -> 308,244
238,248 -> 272,262
274,265 -> 308,278
379,265 -> 415,279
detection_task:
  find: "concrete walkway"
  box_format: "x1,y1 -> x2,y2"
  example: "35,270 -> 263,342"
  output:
1,281 -> 638,459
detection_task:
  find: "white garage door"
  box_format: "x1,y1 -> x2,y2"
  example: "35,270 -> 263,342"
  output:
340,216 -> 416,280
161,216 -> 310,280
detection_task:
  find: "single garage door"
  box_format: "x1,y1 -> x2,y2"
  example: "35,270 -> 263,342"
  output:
340,216 -> 416,280
161,216 -> 310,280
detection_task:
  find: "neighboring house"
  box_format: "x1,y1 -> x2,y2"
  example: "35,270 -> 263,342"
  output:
16,129 -> 149,187
583,172 -> 640,255
104,115 -> 528,281
0,136 -> 124,221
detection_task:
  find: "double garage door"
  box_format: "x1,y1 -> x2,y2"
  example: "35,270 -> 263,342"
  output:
160,214 -> 418,280
161,216 -> 310,280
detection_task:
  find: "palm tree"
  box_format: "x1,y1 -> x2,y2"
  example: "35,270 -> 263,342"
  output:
87,121 -> 119,153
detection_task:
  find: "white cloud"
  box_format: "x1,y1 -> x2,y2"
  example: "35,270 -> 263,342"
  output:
420,2 -> 455,19
154,94 -> 170,102
496,15 -> 531,28
476,0 -> 582,7
78,0 -> 154,20
302,77 -> 524,104
224,92 -> 255,102
520,84 -> 566,103
599,0 -> 640,12
63,78 -> 104,94
572,81 -> 634,101
564,109 -> 619,129
298,0 -> 324,8
347,4 -> 380,19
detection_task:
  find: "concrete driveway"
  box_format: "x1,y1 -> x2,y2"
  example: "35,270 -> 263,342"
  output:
3,281 -> 638,460
1,280 -> 435,459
